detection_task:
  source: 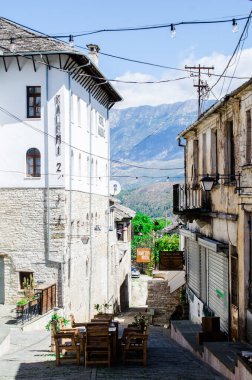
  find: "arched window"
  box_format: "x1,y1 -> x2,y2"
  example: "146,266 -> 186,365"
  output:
26,148 -> 41,177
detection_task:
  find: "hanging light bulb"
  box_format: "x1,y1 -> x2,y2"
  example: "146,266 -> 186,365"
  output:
10,37 -> 15,52
69,35 -> 74,48
170,24 -> 176,38
232,19 -> 238,33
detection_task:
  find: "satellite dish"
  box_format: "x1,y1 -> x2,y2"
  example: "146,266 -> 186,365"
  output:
109,180 -> 121,196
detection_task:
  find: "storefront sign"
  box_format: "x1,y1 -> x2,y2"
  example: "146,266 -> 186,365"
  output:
136,248 -> 151,263
159,251 -> 184,271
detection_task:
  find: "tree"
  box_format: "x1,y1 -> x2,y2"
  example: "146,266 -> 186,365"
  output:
131,213 -> 154,260
154,234 -> 179,263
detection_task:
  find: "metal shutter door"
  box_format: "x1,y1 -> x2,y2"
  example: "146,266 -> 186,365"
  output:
208,250 -> 229,333
200,246 -> 207,303
0,257 -> 4,304
188,240 -> 200,296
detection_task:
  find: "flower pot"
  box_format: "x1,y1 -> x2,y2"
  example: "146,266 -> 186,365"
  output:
29,299 -> 38,307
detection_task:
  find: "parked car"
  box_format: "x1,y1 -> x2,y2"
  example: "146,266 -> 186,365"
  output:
131,267 -> 140,278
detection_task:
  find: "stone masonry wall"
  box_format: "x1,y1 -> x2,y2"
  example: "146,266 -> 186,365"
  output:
0,187 -> 129,324
0,188 -> 65,304
147,279 -> 180,325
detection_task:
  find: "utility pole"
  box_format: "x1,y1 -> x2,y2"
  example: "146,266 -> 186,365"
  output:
185,64 -> 214,117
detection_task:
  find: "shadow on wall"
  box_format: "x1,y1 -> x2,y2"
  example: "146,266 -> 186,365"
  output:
120,274 -> 129,312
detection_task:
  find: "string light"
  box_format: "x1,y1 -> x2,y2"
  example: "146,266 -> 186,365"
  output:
69,35 -> 74,48
232,19 -> 238,33
9,37 -> 15,52
170,24 -> 176,38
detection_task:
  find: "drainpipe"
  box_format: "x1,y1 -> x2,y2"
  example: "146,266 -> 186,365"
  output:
88,88 -> 93,320
45,67 -> 50,259
178,137 -> 187,208
68,73 -> 72,305
107,107 -> 110,304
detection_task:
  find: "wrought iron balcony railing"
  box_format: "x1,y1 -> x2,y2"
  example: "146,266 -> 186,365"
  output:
173,184 -> 211,214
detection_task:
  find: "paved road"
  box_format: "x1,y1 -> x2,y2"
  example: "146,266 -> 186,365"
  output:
131,275 -> 150,307
0,317 -> 226,380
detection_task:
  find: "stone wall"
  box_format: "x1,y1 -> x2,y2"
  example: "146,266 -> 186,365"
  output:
147,279 -> 180,325
0,187 -> 131,323
0,188 -> 62,304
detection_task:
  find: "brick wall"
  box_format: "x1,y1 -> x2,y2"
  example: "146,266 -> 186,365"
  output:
147,279 -> 180,325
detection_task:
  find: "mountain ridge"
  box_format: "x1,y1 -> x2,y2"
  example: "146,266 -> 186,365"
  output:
109,99 -> 215,216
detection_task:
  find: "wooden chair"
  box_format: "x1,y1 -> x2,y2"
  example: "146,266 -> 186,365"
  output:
121,329 -> 148,366
69,314 -> 87,328
93,314 -> 113,323
54,331 -> 81,366
85,323 -> 111,367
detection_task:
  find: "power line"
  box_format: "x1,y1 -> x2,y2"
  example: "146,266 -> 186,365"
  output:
185,65 -> 214,116
210,10 -> 252,93
1,36 -> 250,84
0,104 -> 179,171
0,168 -> 183,179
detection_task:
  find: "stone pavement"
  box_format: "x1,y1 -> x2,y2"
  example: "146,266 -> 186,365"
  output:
0,311 -> 226,380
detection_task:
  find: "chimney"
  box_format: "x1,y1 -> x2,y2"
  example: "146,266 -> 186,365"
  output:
86,44 -> 100,67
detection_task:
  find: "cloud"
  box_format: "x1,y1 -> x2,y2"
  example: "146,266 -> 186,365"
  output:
113,48 -> 252,109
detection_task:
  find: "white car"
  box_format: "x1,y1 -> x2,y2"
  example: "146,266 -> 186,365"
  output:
131,267 -> 140,278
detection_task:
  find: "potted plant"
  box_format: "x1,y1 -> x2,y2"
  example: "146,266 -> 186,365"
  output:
22,274 -> 37,301
16,298 -> 29,312
131,312 -> 149,333
45,313 -> 69,351
45,312 -> 69,332
94,303 -> 102,315
94,303 -> 112,316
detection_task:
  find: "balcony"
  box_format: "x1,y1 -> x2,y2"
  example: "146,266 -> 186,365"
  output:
173,184 -> 212,216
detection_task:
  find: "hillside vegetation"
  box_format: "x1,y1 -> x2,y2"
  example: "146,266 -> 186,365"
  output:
117,181 -> 175,218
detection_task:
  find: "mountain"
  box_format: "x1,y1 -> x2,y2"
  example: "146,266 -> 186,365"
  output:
118,182 -> 173,218
110,99 -> 215,216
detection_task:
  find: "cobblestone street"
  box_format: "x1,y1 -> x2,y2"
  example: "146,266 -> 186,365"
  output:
0,311 -> 226,380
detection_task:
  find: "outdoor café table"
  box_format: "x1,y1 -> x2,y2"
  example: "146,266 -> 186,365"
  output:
77,323 -> 118,363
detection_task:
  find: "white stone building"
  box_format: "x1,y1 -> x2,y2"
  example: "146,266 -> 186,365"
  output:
0,17 -> 133,321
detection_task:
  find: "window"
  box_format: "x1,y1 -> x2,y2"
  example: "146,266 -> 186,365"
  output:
27,86 -> 41,118
19,272 -> 33,289
246,110 -> 252,164
211,129 -> 218,175
26,148 -> 41,177
202,133 -> 207,176
225,120 -> 235,181
192,139 -> 198,186
117,223 -> 124,241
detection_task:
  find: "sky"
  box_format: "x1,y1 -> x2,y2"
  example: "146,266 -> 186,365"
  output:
1,0 -> 252,108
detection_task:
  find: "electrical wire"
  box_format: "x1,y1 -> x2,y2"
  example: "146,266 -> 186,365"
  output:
225,16 -> 251,95
0,35 -> 250,85
0,168 -> 184,178
0,17 -> 251,83
1,14 -> 250,39
0,104 -> 182,171
210,11 -> 252,94
77,45 -> 251,81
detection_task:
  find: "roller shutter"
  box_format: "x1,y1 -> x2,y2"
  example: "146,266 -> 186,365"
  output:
200,246 -> 207,303
188,240 -> 200,297
208,250 -> 229,333
0,257 -> 4,304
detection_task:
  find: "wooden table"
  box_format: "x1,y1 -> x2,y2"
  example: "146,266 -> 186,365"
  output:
77,323 -> 118,363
